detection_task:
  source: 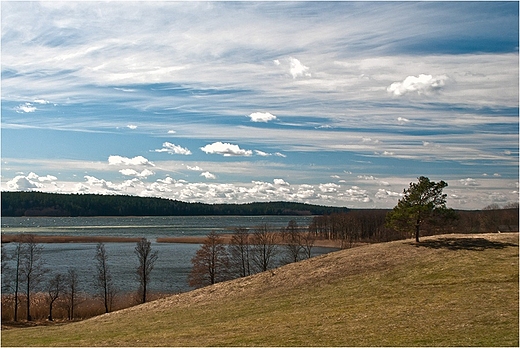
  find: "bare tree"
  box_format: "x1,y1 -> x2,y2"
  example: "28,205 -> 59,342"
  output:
228,227 -> 252,278
282,220 -> 304,264
135,238 -> 159,304
65,268 -> 80,320
47,273 -> 65,321
250,224 -> 278,273
189,231 -> 229,288
2,241 -> 21,321
301,230 -> 316,259
20,234 -> 46,321
94,242 -> 117,313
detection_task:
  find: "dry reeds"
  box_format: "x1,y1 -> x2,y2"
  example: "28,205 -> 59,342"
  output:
1,291 -> 172,324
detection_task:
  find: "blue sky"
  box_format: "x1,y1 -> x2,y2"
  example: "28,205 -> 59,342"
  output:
1,1 -> 518,209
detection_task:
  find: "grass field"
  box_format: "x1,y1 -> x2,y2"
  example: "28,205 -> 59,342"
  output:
1,233 -> 518,346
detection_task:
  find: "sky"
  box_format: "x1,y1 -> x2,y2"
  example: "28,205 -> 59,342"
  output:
1,1 -> 519,210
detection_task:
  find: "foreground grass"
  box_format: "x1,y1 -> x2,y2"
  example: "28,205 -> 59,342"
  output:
2,233 -> 518,346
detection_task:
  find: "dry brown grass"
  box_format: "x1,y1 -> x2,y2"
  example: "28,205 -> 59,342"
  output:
2,233 -> 518,346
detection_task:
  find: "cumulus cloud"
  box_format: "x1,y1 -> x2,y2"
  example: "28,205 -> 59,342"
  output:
127,124 -> 138,130
460,178 -> 480,186
119,168 -> 155,178
186,165 -> 203,171
15,102 -> 37,113
319,183 -> 340,193
167,130 -> 176,134
397,117 -> 410,124
342,186 -> 371,203
289,57 -> 311,79
274,178 -> 290,186
33,99 -> 50,104
358,175 -> 377,180
248,112 -> 277,123
274,152 -> 286,158
108,155 -> 155,166
153,142 -> 192,155
200,171 -> 216,179
6,175 -> 43,190
200,142 -> 252,157
375,189 -> 402,199
387,74 -> 447,96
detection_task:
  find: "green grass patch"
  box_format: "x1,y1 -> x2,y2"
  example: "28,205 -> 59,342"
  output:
2,233 -> 518,346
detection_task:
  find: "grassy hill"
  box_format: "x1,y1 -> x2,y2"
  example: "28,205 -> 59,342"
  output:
2,233 -> 518,346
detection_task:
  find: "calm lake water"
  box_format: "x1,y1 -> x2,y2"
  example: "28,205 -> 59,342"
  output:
1,216 -> 333,294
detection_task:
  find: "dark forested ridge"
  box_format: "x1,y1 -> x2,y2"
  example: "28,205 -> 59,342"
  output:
1,191 -> 350,217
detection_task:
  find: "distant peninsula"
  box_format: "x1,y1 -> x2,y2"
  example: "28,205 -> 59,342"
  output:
1,191 -> 349,217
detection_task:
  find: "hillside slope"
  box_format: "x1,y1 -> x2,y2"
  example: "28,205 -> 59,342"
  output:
2,233 -> 518,346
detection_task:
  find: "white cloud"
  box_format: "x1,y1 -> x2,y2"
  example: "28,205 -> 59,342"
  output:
33,99 -> 50,104
459,178 -> 480,186
200,142 -> 252,157
357,175 -> 377,180
375,188 -> 402,199
186,165 -> 203,171
387,74 -> 447,96
273,59 -> 281,66
167,130 -> 176,134
200,171 -> 216,179
248,112 -> 277,123
289,57 -> 311,79
108,155 -> 155,166
153,142 -> 192,155
127,124 -> 138,130
319,183 -> 340,193
274,152 -> 286,158
274,178 -> 289,186
6,175 -> 43,190
37,174 -> 58,182
342,186 -> 371,203
397,117 -> 410,124
255,150 -> 270,157
15,103 -> 37,113
119,168 -> 155,178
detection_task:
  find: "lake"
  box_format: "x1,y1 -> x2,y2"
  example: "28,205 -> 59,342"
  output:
1,216 -> 334,294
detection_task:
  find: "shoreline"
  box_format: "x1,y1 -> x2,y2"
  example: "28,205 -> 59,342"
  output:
0,235 -> 142,243
1,234 -> 343,248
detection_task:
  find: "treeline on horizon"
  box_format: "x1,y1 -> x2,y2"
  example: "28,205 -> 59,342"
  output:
1,191 -> 350,217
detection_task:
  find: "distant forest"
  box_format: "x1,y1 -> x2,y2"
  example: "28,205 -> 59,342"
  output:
1,191 -> 350,217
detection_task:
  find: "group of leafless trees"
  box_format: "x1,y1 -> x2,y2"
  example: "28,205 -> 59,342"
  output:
307,203 -> 519,246
189,221 -> 317,288
1,236 -> 158,322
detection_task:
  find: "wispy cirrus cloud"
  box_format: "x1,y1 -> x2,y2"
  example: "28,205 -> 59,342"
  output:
1,2 -> 518,209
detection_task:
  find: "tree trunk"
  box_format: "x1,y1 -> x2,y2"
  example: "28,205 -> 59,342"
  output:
26,275 -> 32,321
415,223 -> 420,243
48,302 -> 54,321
